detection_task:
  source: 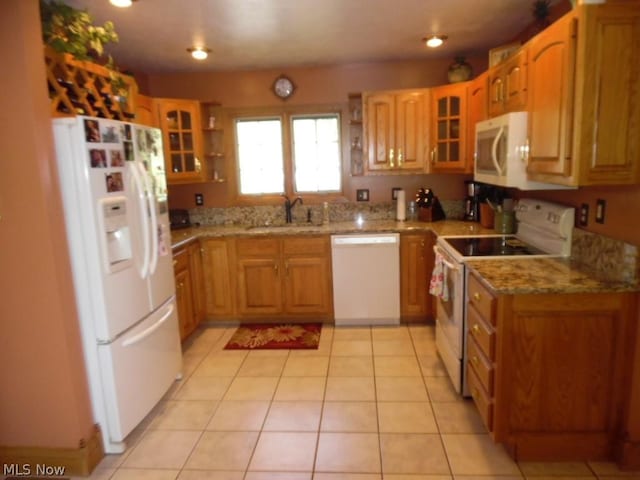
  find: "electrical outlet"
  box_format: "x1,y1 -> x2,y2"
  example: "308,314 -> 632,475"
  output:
595,199 -> 606,224
195,193 -> 204,206
392,187 -> 401,200
579,203 -> 589,227
356,189 -> 369,202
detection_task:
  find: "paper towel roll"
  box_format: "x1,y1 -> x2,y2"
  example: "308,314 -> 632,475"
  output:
396,189 -> 406,221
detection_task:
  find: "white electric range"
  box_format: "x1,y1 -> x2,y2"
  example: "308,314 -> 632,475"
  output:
431,199 -> 575,395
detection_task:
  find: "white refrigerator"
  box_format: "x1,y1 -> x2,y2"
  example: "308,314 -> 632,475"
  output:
52,116 -> 182,453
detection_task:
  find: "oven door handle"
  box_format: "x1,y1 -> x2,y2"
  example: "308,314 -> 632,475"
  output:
433,245 -> 460,271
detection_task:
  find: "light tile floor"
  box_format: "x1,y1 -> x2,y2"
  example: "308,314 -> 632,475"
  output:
76,324 -> 640,480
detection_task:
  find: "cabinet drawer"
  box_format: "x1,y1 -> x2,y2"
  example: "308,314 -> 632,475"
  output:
173,247 -> 189,272
467,363 -> 493,431
467,304 -> 495,360
236,237 -> 279,256
467,333 -> 494,394
283,236 -> 327,255
467,273 -> 496,324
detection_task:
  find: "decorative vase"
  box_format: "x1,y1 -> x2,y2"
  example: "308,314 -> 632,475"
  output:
448,57 -> 472,83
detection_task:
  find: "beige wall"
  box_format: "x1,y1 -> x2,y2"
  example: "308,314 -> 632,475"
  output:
148,58 -> 488,210
0,1 -> 94,448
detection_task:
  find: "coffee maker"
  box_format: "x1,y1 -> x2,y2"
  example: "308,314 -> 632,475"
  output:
464,180 -> 483,221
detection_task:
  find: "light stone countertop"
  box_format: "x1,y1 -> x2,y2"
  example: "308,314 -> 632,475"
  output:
169,219 -> 494,249
170,220 -> 639,295
467,257 -> 639,295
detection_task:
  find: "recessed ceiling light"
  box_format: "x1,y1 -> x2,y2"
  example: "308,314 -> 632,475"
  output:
187,47 -> 212,61
110,0 -> 137,7
423,35 -> 448,48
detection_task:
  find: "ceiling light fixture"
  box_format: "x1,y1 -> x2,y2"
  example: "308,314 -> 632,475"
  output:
423,35 -> 448,48
109,0 -> 137,7
187,47 -> 211,60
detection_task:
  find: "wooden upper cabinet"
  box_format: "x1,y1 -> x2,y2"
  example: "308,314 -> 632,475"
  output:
526,12 -> 577,183
394,91 -> 428,170
466,73 -> 489,174
526,3 -> 640,186
155,98 -> 206,184
488,48 -> 528,117
363,89 -> 428,173
134,94 -> 158,128
572,2 -> 640,185
430,83 -> 468,173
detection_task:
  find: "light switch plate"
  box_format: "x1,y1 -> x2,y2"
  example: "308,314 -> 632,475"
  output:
356,189 -> 369,202
595,199 -> 606,224
579,203 -> 589,227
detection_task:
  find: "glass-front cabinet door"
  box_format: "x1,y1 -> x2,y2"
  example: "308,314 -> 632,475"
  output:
430,83 -> 468,173
156,99 -> 205,184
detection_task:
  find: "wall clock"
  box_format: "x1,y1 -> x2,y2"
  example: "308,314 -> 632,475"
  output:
272,75 -> 296,100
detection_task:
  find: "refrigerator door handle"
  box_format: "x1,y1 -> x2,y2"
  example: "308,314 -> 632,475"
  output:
121,302 -> 175,348
138,162 -> 159,276
129,162 -> 150,278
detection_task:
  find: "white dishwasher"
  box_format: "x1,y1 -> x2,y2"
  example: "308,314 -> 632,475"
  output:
331,233 -> 400,326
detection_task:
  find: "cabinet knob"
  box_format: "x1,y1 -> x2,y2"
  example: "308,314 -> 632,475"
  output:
430,147 -> 436,164
397,148 -> 403,166
472,355 -> 479,366
389,148 -> 395,168
472,323 -> 480,333
173,259 -> 178,266
274,263 -> 279,275
473,292 -> 481,301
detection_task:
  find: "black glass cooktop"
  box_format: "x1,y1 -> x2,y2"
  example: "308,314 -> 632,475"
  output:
444,236 -> 547,257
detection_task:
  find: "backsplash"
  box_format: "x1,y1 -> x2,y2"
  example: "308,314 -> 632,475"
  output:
189,200 -> 465,226
571,228 -> 639,284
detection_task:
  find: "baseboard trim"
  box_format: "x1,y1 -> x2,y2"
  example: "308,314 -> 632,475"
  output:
0,425 -> 104,477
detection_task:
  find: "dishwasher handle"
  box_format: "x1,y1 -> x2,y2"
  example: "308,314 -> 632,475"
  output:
332,235 -> 399,246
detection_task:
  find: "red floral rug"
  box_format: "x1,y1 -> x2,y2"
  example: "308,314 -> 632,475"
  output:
224,323 -> 322,350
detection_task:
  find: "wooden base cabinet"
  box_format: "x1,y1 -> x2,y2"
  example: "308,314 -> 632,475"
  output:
466,271 -> 639,466
235,236 -> 333,320
400,232 -> 435,322
201,238 -> 235,318
173,241 -> 206,341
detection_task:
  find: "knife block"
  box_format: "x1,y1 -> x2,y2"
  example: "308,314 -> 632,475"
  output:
418,197 -> 446,222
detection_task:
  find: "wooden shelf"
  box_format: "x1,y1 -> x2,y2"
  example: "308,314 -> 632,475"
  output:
44,46 -> 138,121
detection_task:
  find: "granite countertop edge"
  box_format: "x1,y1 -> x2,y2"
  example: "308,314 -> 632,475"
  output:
466,257 -> 639,295
170,220 -> 639,295
169,219 -> 492,248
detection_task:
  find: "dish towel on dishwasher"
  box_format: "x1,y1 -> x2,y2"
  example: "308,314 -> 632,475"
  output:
429,252 -> 449,301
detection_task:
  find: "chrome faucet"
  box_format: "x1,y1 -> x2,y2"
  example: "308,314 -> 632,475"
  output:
282,195 -> 303,223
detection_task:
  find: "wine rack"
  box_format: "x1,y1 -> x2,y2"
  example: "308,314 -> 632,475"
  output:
44,46 -> 138,121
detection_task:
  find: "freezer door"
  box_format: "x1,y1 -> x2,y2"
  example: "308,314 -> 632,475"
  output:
97,298 -> 181,452
132,125 -> 175,309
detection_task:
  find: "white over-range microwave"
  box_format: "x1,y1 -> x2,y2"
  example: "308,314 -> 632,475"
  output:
474,111 -> 573,190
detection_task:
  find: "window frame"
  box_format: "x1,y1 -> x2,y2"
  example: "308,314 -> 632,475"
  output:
228,104 -> 347,206
290,112 -> 343,195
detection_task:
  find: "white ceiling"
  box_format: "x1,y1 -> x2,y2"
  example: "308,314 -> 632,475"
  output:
61,0 -> 563,74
